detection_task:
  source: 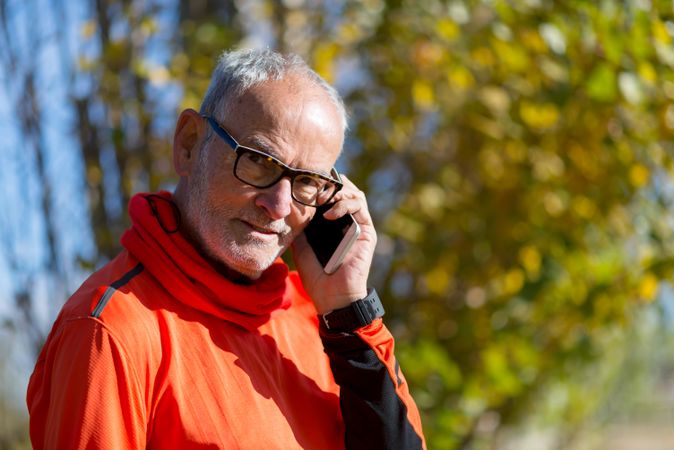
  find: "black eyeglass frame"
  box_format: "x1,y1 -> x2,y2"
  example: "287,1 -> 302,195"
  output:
202,115 -> 343,207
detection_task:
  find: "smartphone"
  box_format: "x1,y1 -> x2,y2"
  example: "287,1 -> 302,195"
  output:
304,203 -> 361,274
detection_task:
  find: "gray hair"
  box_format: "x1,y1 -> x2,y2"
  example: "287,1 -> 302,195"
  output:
199,48 -> 348,132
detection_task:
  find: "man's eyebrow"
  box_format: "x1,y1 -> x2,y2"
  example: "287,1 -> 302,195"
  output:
248,136 -> 282,158
247,136 -> 332,178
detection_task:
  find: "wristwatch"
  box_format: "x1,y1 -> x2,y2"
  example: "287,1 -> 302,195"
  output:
320,288 -> 385,332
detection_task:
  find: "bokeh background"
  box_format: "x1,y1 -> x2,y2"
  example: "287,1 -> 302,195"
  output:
3,0 -> 674,449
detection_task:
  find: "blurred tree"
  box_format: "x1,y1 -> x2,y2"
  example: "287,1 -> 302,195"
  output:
330,0 -> 674,447
0,0 -> 65,357
71,0 -> 242,262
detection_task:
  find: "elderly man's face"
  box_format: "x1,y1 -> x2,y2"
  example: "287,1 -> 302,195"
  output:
183,75 -> 344,279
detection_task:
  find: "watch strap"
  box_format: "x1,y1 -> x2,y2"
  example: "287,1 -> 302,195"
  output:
320,288 -> 385,332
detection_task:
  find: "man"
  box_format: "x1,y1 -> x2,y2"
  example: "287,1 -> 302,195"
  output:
27,48 -> 425,449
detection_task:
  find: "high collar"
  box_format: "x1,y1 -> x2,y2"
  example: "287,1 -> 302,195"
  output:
120,191 -> 292,330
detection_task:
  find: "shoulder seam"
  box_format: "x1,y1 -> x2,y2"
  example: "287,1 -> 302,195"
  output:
90,262 -> 144,318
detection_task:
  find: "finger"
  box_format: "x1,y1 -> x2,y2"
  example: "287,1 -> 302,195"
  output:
325,177 -> 370,218
324,195 -> 367,221
324,196 -> 376,249
329,174 -> 359,202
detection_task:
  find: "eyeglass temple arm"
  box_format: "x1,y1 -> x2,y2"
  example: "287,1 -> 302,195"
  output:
330,168 -> 343,185
203,115 -> 238,151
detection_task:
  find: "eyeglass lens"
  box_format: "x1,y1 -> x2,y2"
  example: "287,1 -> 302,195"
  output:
235,150 -> 337,206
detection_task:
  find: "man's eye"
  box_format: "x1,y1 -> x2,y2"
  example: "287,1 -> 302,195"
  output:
296,175 -> 322,188
246,152 -> 267,165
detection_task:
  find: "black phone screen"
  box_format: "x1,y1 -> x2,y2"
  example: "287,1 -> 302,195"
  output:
304,203 -> 357,268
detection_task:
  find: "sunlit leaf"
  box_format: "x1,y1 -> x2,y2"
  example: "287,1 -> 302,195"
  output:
638,273 -> 659,302
412,79 -> 435,110
81,20 -> 97,39
629,164 -> 650,188
586,63 -> 618,101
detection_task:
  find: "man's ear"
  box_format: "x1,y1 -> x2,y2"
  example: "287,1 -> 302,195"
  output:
173,108 -> 205,177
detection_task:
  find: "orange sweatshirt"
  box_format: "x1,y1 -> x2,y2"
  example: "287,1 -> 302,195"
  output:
27,192 -> 425,449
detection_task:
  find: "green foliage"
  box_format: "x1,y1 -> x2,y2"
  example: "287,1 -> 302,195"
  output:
316,0 -> 674,446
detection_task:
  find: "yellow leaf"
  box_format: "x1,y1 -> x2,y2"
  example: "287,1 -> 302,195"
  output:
519,101 -> 560,130
81,20 -> 96,39
338,23 -> 363,45
497,269 -> 524,296
521,28 -> 547,53
492,40 -> 529,72
471,47 -> 495,68
447,66 -> 475,89
639,273 -> 659,302
505,269 -> 524,294
571,196 -> 596,219
653,19 -> 671,45
412,79 -> 435,109
638,62 -> 657,85
313,43 -> 339,84
505,141 -> 526,163
140,17 -> 158,36
435,18 -> 459,41
519,246 -> 541,279
629,164 -> 650,188
425,266 -> 451,295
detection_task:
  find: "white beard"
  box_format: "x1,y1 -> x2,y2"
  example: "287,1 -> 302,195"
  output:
183,148 -> 292,279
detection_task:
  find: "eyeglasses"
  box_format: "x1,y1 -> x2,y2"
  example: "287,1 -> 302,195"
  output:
202,115 -> 343,207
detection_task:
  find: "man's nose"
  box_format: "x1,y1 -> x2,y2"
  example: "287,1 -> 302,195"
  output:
254,177 -> 293,220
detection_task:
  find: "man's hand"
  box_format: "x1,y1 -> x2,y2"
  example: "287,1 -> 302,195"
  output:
291,175 -> 377,315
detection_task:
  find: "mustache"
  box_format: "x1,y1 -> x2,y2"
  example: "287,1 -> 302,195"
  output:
239,214 -> 291,234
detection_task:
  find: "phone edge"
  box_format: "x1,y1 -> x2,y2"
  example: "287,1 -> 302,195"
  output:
323,218 -> 361,274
